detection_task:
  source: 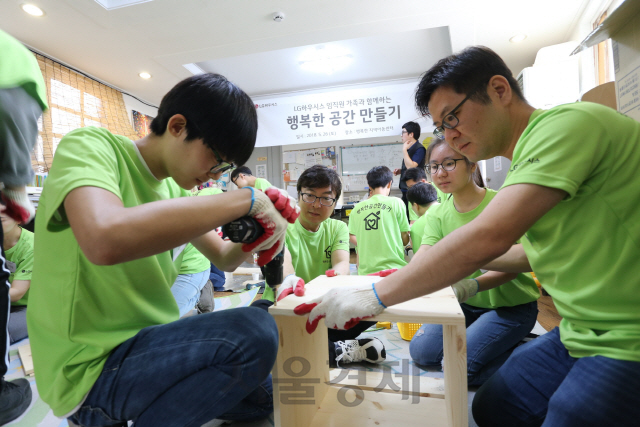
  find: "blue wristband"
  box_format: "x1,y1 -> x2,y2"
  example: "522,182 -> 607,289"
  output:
472,278 -> 480,295
371,283 -> 387,308
245,186 -> 255,214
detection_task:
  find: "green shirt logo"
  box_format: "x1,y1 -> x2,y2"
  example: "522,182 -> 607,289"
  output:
364,211 -> 381,230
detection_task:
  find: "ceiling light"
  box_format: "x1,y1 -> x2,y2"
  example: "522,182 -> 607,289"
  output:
139,72 -> 151,79
299,45 -> 354,75
509,34 -> 527,43
21,4 -> 44,16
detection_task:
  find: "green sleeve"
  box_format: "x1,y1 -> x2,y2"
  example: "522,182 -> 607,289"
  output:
421,205 -> 443,247
41,128 -> 122,231
503,105 -> 610,199
396,199 -> 410,232
331,220 -> 350,253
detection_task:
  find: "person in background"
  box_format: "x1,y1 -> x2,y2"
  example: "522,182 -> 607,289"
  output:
393,121 -> 426,220
27,73 -> 299,427
0,28 -> 49,424
267,165 -> 386,366
403,166 -> 445,206
171,186 -> 224,317
348,166 -> 410,275
405,182 -> 438,250
295,45 -> 640,426
230,166 -> 272,191
409,138 -> 539,386
1,210 -> 32,344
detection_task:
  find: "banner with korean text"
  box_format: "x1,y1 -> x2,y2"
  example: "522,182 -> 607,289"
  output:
254,81 -> 431,147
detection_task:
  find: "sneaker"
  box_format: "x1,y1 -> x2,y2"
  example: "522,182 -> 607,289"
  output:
334,338 -> 386,366
0,378 -> 32,425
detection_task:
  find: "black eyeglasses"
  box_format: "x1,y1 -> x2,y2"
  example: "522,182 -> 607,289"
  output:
427,158 -> 465,175
300,192 -> 336,207
433,82 -> 486,139
209,147 -> 235,174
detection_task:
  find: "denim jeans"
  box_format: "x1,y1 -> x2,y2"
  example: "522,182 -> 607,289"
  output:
68,307 -> 278,427
171,270 -> 210,317
409,301 -> 538,386
472,328 -> 640,427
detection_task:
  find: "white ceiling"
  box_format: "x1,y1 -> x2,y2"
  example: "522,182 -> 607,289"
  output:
0,0 -> 589,106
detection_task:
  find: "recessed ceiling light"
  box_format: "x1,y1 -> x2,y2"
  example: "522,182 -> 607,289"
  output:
21,4 -> 45,16
509,34 -> 527,43
139,72 -> 151,79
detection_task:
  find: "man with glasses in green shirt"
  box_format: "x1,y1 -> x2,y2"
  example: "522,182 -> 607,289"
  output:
295,46 -> 640,427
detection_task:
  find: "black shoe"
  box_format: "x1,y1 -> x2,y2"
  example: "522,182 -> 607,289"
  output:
0,378 -> 32,425
334,338 -> 386,366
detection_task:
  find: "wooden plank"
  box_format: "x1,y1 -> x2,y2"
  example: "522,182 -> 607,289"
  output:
309,386 -> 448,427
270,275 -> 465,326
271,314 -> 329,427
18,344 -> 34,376
329,368 -> 445,399
232,267 -> 261,276
442,324 -> 468,427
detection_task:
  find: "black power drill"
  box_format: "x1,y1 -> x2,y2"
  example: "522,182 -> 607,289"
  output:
222,217 -> 284,303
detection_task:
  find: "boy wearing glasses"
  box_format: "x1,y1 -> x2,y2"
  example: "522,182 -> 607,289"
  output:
27,73 -> 299,426
261,165 -> 386,366
348,166 -> 410,275
294,46 -> 640,426
230,166 -> 273,191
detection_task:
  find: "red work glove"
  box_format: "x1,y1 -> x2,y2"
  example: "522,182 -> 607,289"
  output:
1,188 -> 35,224
294,283 -> 386,334
367,268 -> 398,277
276,275 -> 306,302
325,269 -> 340,277
242,187 -> 300,266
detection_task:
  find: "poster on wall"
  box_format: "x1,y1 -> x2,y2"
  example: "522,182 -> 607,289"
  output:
253,81 -> 432,147
256,164 -> 268,179
133,110 -> 154,138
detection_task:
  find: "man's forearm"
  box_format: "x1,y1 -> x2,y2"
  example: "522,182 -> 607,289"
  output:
483,244 -> 531,273
376,223 -> 508,306
203,240 -> 252,272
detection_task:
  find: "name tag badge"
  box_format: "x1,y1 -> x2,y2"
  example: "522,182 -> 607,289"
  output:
5,261 -> 16,274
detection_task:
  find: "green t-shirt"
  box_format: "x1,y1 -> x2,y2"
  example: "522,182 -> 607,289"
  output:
286,218 -> 350,283
422,188 -> 539,309
5,228 -> 34,306
0,30 -> 48,110
254,178 -> 272,191
409,204 -> 438,249
348,194 -> 409,275
502,102 -> 640,362
434,185 -> 446,204
27,127 -> 190,416
179,187 -> 223,274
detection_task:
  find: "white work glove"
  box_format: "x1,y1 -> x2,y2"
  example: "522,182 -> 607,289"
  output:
242,187 -> 300,266
1,188 -> 35,224
276,274 -> 306,302
452,278 -> 479,303
294,283 -> 386,334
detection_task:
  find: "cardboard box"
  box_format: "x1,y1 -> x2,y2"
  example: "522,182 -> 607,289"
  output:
573,0 -> 640,122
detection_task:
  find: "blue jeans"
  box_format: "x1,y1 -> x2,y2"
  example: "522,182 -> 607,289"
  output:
472,328 -> 640,427
171,270 -> 210,317
409,301 -> 537,386
68,307 -> 278,427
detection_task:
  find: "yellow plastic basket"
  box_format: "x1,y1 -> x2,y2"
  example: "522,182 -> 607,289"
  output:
397,322 -> 422,341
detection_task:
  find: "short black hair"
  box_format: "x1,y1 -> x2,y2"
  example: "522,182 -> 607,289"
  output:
402,167 -> 427,183
407,182 -> 437,206
415,46 -> 526,117
230,166 -> 252,182
402,121 -> 421,140
366,166 -> 393,190
150,73 -> 257,167
297,165 -> 342,200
